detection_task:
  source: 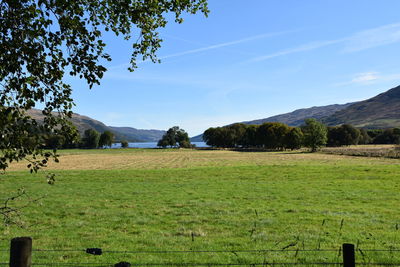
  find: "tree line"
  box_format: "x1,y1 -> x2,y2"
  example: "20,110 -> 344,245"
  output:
203,119 -> 400,151
41,129 -> 122,149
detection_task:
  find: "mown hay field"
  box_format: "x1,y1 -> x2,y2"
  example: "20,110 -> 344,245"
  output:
1,148 -> 400,265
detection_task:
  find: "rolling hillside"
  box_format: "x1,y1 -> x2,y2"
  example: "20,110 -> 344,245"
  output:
27,109 -> 165,142
323,85 -> 400,128
109,126 -> 165,142
190,103 -> 354,141
191,85 -> 400,141
241,103 -> 354,126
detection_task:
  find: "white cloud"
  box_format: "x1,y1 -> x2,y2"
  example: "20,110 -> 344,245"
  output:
351,72 -> 380,84
343,23 -> 400,53
335,71 -> 400,86
249,39 -> 344,62
108,30 -> 295,70
247,22 -> 400,63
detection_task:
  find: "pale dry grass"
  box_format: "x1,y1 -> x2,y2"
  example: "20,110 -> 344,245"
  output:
7,148 -> 399,171
321,144 -> 400,158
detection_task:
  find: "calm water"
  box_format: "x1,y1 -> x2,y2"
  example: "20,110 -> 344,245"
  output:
111,141 -> 208,149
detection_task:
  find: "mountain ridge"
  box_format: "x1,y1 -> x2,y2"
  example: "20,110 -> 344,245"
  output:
323,85 -> 400,128
27,109 -> 165,142
191,85 -> 400,141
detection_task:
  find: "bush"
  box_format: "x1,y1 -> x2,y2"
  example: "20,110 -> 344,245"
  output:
121,140 -> 129,148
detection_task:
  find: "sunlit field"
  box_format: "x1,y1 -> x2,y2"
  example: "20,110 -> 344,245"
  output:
1,148 -> 400,265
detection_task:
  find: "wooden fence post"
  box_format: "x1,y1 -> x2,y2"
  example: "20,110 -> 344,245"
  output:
343,243 -> 355,267
9,237 -> 32,267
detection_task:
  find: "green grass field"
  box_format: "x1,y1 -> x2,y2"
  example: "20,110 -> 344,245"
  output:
1,149 -> 400,265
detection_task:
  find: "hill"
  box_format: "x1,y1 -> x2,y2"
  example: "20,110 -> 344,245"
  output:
191,84 -> 400,141
241,103 -> 354,126
27,109 -> 165,142
190,103 -> 353,142
323,85 -> 400,128
109,126 -> 165,142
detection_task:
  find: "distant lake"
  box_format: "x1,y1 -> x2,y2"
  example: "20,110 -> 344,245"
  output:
111,142 -> 209,149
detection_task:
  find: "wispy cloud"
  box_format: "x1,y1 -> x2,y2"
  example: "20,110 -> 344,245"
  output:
248,22 -> 400,63
335,71 -> 400,86
351,72 -> 380,84
343,23 -> 400,52
249,39 -> 344,62
159,31 -> 291,59
108,30 -> 294,70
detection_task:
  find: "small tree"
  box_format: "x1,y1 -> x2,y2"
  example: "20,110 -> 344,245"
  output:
82,129 -> 100,149
302,119 -> 327,152
99,131 -> 114,148
121,140 -> 129,148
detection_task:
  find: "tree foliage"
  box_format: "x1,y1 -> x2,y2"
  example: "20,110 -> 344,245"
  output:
82,129 -> 100,149
302,118 -> 328,152
373,128 -> 400,144
284,127 -> 304,150
157,126 -> 191,148
99,130 -> 114,148
327,124 -> 361,147
0,0 -> 209,171
120,140 -> 129,148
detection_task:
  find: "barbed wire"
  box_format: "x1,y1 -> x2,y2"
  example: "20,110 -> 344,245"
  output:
24,248 -> 400,254
26,262 -> 344,266
23,262 -> 400,266
1,261 -> 400,266
0,248 -> 340,253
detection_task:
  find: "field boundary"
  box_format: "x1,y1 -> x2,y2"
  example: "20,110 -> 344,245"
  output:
4,237 -> 400,267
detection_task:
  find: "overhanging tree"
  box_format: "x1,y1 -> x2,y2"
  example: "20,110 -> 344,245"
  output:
0,0 -> 209,171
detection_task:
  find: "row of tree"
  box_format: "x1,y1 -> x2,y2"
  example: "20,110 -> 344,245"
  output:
42,129 -> 117,149
203,119 -> 400,151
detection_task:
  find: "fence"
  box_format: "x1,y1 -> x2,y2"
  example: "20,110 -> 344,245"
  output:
2,237 -> 400,266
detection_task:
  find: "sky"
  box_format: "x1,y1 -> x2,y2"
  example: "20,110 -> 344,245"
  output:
68,0 -> 400,137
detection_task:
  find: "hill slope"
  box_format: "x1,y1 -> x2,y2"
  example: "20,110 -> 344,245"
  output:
27,109 -> 164,142
109,126 -> 165,142
192,84 -> 400,141
323,85 -> 400,128
190,103 -> 353,141
241,103 -> 354,126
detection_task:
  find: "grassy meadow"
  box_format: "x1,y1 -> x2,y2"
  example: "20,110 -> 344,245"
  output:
1,148 -> 400,265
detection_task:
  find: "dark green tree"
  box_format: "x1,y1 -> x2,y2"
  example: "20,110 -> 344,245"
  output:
121,140 -> 129,148
327,124 -> 360,147
99,131 -> 115,148
256,122 -> 290,150
203,127 -> 218,147
226,123 -> 247,147
157,138 -> 170,148
373,128 -> 400,144
0,0 -> 209,171
82,129 -> 100,149
284,127 -> 304,150
358,128 -> 372,145
302,118 -> 328,152
242,125 -> 259,147
158,126 -> 191,148
43,134 -> 66,149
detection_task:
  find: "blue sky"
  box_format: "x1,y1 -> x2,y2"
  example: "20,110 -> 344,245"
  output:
68,0 -> 400,136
